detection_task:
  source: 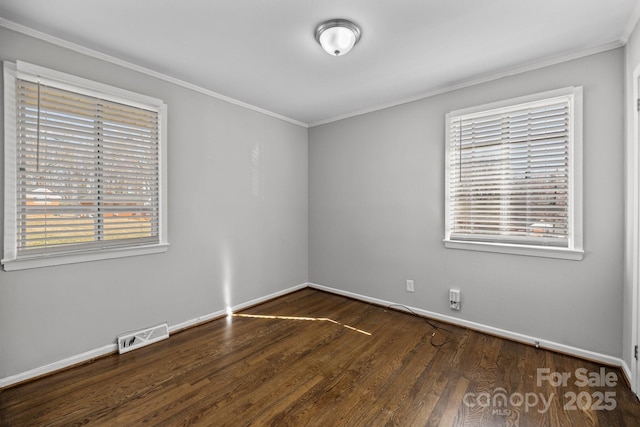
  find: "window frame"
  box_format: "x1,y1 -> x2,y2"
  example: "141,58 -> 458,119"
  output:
444,87 -> 584,260
3,61 -> 169,271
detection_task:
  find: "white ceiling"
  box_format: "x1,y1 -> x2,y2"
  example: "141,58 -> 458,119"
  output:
1,0 -> 639,126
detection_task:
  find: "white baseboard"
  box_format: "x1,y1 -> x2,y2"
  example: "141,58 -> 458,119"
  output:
308,282 -> 626,369
0,282 -> 308,389
2,281 -> 628,390
169,282 -> 308,333
231,283 -> 309,313
0,343 -> 117,389
620,359 -> 634,392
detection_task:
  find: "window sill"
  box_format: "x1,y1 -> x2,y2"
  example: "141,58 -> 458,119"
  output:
2,243 -> 170,271
443,239 -> 583,261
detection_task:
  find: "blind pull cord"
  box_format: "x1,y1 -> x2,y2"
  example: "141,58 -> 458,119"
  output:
36,82 -> 41,172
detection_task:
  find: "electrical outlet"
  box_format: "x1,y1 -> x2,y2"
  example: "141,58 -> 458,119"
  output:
406,279 -> 414,292
449,289 -> 461,310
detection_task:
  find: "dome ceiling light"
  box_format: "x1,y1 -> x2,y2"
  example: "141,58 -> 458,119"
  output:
314,19 -> 362,57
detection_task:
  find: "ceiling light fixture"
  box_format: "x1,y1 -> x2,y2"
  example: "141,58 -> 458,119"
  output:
315,19 -> 361,57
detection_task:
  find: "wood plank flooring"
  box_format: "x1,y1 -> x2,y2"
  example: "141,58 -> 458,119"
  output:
1,288 -> 639,426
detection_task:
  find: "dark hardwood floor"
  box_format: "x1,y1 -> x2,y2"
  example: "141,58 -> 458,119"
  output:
1,288 -> 639,426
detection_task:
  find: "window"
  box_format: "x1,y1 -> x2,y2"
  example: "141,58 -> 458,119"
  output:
3,61 -> 168,271
444,87 -> 583,260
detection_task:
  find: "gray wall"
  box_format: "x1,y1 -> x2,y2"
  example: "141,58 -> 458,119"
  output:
309,48 -> 624,357
0,23 -> 629,382
0,27 -> 309,379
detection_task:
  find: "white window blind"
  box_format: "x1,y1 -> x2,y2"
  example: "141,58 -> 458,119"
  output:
3,61 -> 168,270
445,87 -> 583,258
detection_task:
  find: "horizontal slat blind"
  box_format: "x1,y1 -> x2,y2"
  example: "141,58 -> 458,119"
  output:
15,78 -> 160,256
448,98 -> 571,247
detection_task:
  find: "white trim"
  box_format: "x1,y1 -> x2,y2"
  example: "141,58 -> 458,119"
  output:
2,244 -> 170,271
159,102 -> 169,246
308,283 -> 625,368
444,86 -> 584,260
443,240 -> 584,261
310,42 -> 621,127
620,1 -> 640,45
447,86 -> 578,117
169,283 -> 308,333
0,282 -> 309,388
229,283 -> 308,313
16,60 -> 164,109
0,282 -> 629,389
621,359 -> 634,391
0,17 -> 622,130
168,307 -> 229,335
0,18 -> 307,128
2,61 -> 170,271
3,62 -> 18,262
0,343 -> 117,389
631,64 -> 640,395
571,86 -> 584,252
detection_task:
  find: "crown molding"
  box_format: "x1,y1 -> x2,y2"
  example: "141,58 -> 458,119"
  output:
620,1 -> 640,45
0,17 -> 628,130
310,40 -> 623,127
0,18 -> 308,128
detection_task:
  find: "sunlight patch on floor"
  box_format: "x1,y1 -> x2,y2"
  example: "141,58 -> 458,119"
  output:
233,313 -> 372,336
